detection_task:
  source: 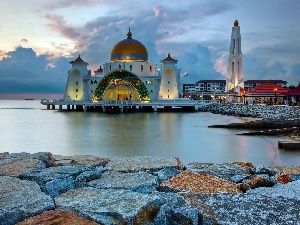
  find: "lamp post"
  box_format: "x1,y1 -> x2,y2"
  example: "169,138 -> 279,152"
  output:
274,88 -> 277,105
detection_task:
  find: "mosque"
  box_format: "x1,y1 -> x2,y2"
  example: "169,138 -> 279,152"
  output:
63,28 -> 182,103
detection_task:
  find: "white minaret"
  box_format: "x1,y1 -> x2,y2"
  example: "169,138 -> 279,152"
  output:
226,20 -> 244,94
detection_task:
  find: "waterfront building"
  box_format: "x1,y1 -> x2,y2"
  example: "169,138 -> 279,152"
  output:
226,20 -> 244,94
195,80 -> 226,92
244,83 -> 290,104
244,80 -> 287,91
63,28 -> 181,102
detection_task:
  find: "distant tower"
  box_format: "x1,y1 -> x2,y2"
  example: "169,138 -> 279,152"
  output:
226,19 -> 244,94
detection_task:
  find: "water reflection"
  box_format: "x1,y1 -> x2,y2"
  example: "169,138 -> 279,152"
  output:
0,100 -> 299,166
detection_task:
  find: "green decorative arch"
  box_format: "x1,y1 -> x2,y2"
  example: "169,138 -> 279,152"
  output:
93,69 -> 150,101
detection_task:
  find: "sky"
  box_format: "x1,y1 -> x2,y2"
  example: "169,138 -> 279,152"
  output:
0,0 -> 300,99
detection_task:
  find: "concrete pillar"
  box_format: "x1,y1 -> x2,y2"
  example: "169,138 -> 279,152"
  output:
103,107 -> 107,113
83,106 -> 87,112
153,105 -> 157,112
67,105 -> 70,110
120,107 -> 123,113
59,105 -> 62,110
51,105 -> 55,110
47,105 -> 50,110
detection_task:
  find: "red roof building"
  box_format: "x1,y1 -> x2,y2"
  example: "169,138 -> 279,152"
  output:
246,83 -> 290,97
288,83 -> 300,96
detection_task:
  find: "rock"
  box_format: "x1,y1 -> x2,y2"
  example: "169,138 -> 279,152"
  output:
55,187 -> 162,224
159,171 -> 241,194
0,176 -> 54,225
185,162 -> 253,181
184,190 -> 300,225
247,180 -> 300,201
249,175 -> 275,188
104,156 -> 182,172
230,174 -> 250,183
88,170 -> 158,193
17,209 -> 101,225
19,165 -> 101,197
0,152 -> 55,168
237,183 -> 251,192
0,158 -> 46,177
254,165 -> 277,176
277,174 -> 293,184
156,167 -> 181,182
54,155 -> 109,167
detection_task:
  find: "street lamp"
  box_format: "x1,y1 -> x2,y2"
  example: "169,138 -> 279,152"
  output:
274,88 -> 277,105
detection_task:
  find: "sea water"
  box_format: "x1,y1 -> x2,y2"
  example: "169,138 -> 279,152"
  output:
0,100 -> 299,166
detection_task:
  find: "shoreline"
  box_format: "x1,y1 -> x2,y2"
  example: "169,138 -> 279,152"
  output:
1,152 -> 300,224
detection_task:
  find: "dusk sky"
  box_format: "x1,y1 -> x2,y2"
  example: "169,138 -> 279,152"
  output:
0,0 -> 299,98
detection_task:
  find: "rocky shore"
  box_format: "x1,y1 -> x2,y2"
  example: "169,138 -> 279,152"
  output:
199,103 -> 300,119
1,152 -> 300,224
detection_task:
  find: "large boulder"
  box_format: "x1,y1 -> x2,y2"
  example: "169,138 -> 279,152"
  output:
55,187 -> 162,224
104,156 -> 183,172
185,162 -> 254,181
0,176 -> 54,225
184,191 -> 300,224
53,155 -> 109,167
18,165 -> 101,197
159,171 -> 242,194
88,170 -> 158,193
17,209 -> 101,225
0,158 -> 46,177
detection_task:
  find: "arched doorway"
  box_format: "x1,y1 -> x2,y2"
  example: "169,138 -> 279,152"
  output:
93,69 -> 150,101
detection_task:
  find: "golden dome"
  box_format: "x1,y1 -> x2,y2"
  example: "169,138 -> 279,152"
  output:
234,19 -> 239,26
111,28 -> 148,61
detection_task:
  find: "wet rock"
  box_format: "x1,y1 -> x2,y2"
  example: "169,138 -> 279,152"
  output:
185,162 -> 253,181
88,170 -> 158,193
184,190 -> 300,225
19,165 -> 101,197
17,209 -> 101,225
54,155 -> 109,167
0,176 -> 54,225
249,175 -> 275,188
104,156 -> 182,172
0,158 -> 46,177
55,187 -> 162,224
159,171 -> 241,194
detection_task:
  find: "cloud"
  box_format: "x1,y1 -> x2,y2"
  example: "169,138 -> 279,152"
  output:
20,39 -> 28,43
0,47 -> 69,94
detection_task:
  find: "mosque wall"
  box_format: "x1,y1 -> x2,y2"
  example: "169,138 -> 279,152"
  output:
64,69 -> 84,101
158,68 -> 179,100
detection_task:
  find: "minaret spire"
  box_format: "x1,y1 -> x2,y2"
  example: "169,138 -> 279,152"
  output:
127,27 -> 132,39
226,19 -> 244,94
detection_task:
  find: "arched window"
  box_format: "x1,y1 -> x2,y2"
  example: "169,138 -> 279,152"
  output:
119,64 -> 121,68
94,80 -> 97,84
110,65 -> 111,71
140,65 -> 143,72
130,65 -> 132,71
150,66 -> 152,72
91,80 -> 93,84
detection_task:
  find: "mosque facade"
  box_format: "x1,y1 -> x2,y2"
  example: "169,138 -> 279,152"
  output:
63,29 -> 182,102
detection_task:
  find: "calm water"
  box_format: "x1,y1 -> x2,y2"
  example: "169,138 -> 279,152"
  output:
0,100 -> 299,166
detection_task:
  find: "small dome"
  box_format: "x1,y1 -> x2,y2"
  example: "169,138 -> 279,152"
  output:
234,19 -> 239,26
111,28 -> 148,61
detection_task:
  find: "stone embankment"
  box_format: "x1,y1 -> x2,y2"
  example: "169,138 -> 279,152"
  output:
199,103 -> 300,119
1,152 -> 300,224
